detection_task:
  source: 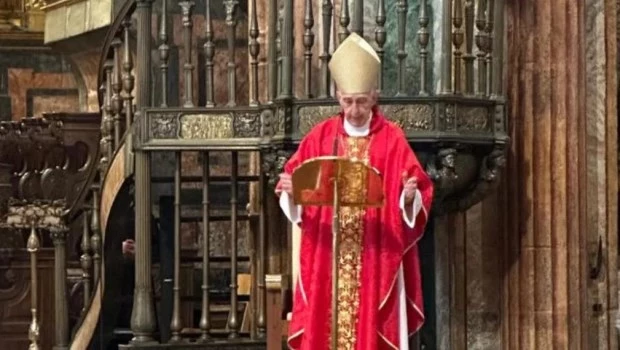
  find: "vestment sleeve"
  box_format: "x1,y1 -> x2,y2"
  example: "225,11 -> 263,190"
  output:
275,133 -> 316,224
394,131 -> 434,239
399,189 -> 423,228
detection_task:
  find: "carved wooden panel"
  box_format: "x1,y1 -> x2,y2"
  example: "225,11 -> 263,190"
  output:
0,249 -> 55,350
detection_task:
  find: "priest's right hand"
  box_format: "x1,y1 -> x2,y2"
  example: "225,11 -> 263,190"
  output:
279,173 -> 293,196
122,239 -> 135,259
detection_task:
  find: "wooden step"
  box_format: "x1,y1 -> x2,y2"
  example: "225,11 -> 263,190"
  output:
117,338 -> 266,350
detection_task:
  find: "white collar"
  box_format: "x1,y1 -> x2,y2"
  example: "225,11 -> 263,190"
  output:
343,113 -> 372,136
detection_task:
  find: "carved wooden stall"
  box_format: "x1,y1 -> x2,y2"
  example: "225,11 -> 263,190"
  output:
0,113 -> 100,350
57,0 -> 510,349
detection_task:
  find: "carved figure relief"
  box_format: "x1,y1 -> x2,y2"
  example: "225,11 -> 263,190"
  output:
298,105 -> 341,135
180,114 -> 233,139
150,113 -> 178,139
234,113 -> 260,137
458,107 -> 489,132
383,104 -> 433,131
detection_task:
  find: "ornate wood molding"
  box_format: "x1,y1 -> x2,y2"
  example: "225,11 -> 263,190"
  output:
133,96 -> 507,214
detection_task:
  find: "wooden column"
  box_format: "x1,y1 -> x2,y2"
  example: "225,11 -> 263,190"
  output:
502,0 -> 617,349
130,0 -> 157,344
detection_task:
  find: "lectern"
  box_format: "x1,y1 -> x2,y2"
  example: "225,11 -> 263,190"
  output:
291,156 -> 384,349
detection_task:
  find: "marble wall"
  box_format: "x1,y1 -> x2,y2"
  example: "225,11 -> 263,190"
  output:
285,0 -> 436,97
149,0 -> 250,108
0,49 -> 81,120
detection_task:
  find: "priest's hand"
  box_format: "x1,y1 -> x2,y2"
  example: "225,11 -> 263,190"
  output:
279,173 -> 293,196
402,171 -> 418,205
122,239 -> 135,259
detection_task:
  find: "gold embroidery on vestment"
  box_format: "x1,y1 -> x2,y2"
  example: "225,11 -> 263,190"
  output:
335,136 -> 371,350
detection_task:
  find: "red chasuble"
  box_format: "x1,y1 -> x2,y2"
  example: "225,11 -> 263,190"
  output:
277,108 -> 434,350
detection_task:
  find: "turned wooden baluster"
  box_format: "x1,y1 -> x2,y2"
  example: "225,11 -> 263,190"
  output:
100,62 -> 113,173
280,0 -> 293,99
224,0 -> 239,106
303,0 -> 315,98
90,187 -> 101,285
27,225 -> 41,350
396,0 -> 408,96
351,0 -> 364,35
198,152 -> 211,342
159,0 -> 170,107
228,152 -> 240,338
249,0 -> 260,106
491,0 -> 503,97
204,0 -> 215,107
464,0 -> 475,94
318,0 -> 332,98
475,0 -> 487,96
417,0 -> 430,95
338,0 -> 349,44
276,8 -> 283,97
170,151 -> 183,343
257,154 -> 267,338
452,0 -> 464,94
111,38 -> 122,149
122,17 -> 135,129
267,0 -> 278,101
485,0 -> 495,97
80,209 -> 92,313
111,38 -> 123,150
440,0 -> 453,94
375,0 -> 386,93
180,1 -> 195,108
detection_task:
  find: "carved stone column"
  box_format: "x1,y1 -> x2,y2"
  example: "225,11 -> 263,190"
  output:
503,0 -> 617,349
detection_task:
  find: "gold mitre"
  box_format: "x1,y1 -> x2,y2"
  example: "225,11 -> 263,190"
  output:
328,33 -> 380,94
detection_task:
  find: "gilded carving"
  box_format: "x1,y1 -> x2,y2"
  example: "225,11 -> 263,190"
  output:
298,105 -> 340,135
180,114 -> 234,139
150,113 -> 178,139
383,104 -> 433,131
335,137 -> 369,349
458,106 -> 489,131
233,113 -> 260,137
3,199 -> 68,231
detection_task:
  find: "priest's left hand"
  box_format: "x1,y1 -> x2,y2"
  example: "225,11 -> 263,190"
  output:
402,171 -> 418,205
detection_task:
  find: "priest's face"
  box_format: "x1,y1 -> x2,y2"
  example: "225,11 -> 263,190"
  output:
337,91 -> 377,127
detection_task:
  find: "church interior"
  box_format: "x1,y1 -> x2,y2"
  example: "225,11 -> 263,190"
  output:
0,0 -> 617,349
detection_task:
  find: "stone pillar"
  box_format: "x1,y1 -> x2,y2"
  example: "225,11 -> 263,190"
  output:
503,0 -> 617,349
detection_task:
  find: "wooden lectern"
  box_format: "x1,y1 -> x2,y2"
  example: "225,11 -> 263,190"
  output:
291,156 -> 384,349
